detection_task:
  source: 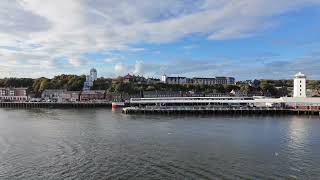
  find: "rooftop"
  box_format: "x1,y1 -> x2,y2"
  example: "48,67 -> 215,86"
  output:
295,72 -> 306,78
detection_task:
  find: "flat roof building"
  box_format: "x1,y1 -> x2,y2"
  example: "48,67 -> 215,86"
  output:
0,87 -> 28,102
293,72 -> 306,98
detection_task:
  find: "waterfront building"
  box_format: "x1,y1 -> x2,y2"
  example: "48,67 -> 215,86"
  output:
80,90 -> 105,101
161,75 -> 188,85
41,89 -> 66,102
143,91 -> 182,98
215,77 -> 228,85
83,68 -> 98,91
161,75 -> 235,85
293,72 -> 306,98
0,87 -> 28,102
192,77 -> 216,85
61,91 -> 81,102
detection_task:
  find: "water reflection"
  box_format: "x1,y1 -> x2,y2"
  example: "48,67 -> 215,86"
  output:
0,109 -> 319,179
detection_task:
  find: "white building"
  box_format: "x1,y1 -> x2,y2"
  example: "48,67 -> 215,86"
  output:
41,89 -> 66,102
83,68 -> 98,91
161,75 -> 235,85
90,68 -> 97,81
161,75 -> 188,85
227,77 -> 236,85
192,77 -> 215,85
0,88 -> 28,102
293,72 -> 306,98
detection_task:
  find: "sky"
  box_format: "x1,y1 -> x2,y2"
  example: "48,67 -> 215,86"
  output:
0,0 -> 320,80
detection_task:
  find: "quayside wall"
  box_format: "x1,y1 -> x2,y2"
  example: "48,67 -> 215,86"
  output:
122,106 -> 320,116
0,102 -> 112,109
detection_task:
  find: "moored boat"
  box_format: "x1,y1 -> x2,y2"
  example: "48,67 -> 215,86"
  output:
112,102 -> 126,109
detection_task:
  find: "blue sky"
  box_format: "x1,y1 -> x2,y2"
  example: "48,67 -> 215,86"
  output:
0,0 -> 320,80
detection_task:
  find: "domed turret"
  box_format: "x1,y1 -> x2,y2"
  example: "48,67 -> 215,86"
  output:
90,68 -> 97,73
293,72 -> 306,98
90,68 -> 97,81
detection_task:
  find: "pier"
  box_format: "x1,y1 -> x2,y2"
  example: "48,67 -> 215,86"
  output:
122,96 -> 320,116
122,106 -> 320,116
0,102 -> 112,109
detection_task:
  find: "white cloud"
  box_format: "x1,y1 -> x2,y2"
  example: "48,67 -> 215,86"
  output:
111,54 -> 320,80
68,58 -> 87,67
133,60 -> 144,75
0,0 -> 319,77
114,63 -> 129,75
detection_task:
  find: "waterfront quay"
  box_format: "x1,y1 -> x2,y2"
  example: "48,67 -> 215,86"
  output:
122,96 -> 320,115
0,102 -> 112,109
122,106 -> 320,116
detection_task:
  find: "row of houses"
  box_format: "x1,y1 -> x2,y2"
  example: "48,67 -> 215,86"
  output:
42,89 -> 115,102
0,88 -> 28,102
41,89 -> 145,102
0,88 -> 133,103
0,87 -> 265,103
161,75 -> 235,85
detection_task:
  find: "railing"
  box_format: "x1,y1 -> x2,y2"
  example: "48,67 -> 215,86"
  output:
126,106 -> 288,111
0,101 -> 112,104
130,97 -> 254,102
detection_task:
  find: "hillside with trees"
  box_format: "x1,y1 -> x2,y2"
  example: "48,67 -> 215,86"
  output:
0,75 -> 319,97
0,75 -> 85,96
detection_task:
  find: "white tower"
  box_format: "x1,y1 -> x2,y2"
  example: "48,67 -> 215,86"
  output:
161,74 -> 167,83
90,68 -> 97,81
293,72 -> 306,98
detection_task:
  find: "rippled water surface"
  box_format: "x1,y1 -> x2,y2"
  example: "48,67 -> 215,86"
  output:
0,108 -> 320,179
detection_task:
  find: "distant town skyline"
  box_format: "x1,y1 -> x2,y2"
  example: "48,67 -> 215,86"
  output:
0,1 -> 320,80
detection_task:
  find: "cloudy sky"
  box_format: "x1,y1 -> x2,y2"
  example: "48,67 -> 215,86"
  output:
0,0 -> 320,80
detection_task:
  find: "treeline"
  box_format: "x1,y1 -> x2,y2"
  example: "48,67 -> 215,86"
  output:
0,75 -> 86,96
1,76 -> 320,97
32,75 -> 86,94
91,80 -> 242,95
107,79 -> 320,97
0,78 -> 34,88
108,82 -> 240,95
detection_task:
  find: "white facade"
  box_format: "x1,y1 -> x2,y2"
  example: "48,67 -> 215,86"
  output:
161,75 -> 167,83
83,68 -> 98,91
293,72 -> 306,98
90,68 -> 97,81
0,88 -> 28,102
161,75 -> 187,85
193,78 -> 215,85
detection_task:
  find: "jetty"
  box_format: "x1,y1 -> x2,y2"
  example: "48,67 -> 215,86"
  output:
0,102 -> 112,109
122,96 -> 320,115
122,106 -> 320,115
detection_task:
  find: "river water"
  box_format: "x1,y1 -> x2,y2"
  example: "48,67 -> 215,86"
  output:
0,108 -> 319,179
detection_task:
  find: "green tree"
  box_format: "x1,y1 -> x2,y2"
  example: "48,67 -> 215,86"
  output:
39,79 -> 51,92
240,85 -> 251,94
308,80 -> 320,94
